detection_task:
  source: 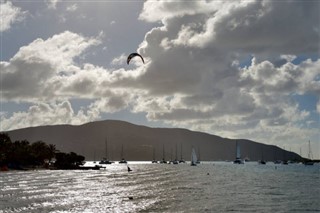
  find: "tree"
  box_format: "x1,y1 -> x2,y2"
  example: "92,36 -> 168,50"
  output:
11,140 -> 31,166
0,133 -> 85,170
48,144 -> 58,162
54,152 -> 85,169
30,141 -> 50,165
0,133 -> 12,165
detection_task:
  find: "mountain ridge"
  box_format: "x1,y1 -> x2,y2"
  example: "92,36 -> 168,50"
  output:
5,119 -> 300,161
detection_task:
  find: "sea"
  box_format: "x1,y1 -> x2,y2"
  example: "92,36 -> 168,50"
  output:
0,162 -> 319,213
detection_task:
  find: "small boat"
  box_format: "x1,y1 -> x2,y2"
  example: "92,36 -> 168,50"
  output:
233,141 -> 244,164
99,138 -> 114,164
233,159 -> 243,164
258,160 -> 266,165
93,150 -> 96,164
159,158 -> 167,164
159,144 -> 167,164
304,140 -> 314,166
118,144 -> 127,164
304,161 -> 314,166
151,147 -> 158,163
172,144 -> 179,164
99,158 -> 114,164
191,147 -> 197,166
119,158 -> 127,164
196,146 -> 201,164
172,159 -> 179,164
274,160 -> 282,164
179,143 -> 185,163
258,148 -> 266,165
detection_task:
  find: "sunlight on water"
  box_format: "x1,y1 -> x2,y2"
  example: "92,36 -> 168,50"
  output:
0,162 -> 319,212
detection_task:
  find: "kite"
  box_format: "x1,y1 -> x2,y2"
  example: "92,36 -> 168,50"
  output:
127,53 -> 144,65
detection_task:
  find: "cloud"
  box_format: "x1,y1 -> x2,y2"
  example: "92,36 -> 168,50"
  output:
139,0 -> 233,23
111,54 -> 127,66
0,101 -> 98,131
135,0 -> 320,147
140,1 -> 319,55
46,0 -> 60,9
87,92 -> 132,115
1,1 -> 319,158
66,4 -> 78,12
0,1 -> 26,32
240,58 -> 320,95
12,31 -> 100,69
1,31 -> 101,101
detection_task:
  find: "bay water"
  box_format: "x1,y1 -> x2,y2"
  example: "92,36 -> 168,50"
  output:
1,162 -> 319,212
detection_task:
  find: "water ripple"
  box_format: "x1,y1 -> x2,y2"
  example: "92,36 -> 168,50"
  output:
1,162 -> 319,212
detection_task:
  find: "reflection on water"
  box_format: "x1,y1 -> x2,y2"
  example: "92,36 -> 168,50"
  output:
0,162 -> 319,212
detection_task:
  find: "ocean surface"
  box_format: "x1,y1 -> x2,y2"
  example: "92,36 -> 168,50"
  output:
0,162 -> 319,213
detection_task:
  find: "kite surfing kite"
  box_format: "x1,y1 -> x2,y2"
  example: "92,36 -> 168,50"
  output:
127,53 -> 144,65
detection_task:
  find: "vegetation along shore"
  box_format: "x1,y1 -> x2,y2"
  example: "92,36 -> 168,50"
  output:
0,133 -> 85,171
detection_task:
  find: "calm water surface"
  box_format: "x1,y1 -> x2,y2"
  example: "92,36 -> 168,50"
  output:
0,162 -> 319,213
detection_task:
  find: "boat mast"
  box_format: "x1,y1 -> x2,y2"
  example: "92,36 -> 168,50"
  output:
308,140 -> 313,160
175,143 -> 178,161
236,141 -> 241,159
300,147 -> 302,157
121,144 -> 124,160
162,144 -> 165,161
105,138 -> 108,160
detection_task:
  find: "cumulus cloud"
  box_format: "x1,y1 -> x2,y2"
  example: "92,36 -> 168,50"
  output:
1,0 -> 319,155
111,54 -> 127,66
0,101 -> 98,131
46,0 -> 60,9
1,31 -> 101,101
66,4 -> 78,12
0,1 -> 26,32
140,1 -> 319,54
135,0 -> 320,147
240,58 -> 320,95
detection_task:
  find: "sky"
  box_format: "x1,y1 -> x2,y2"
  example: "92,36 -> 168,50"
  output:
0,0 -> 319,159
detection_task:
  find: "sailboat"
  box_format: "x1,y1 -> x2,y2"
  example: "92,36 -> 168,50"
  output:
282,147 -> 288,165
179,143 -> 185,163
191,147 -> 197,166
258,147 -> 266,164
273,148 -> 282,164
233,141 -> 244,164
152,147 -> 158,163
99,138 -> 114,164
159,144 -> 167,164
196,146 -> 201,164
119,144 -> 127,164
304,140 -> 314,166
171,144 -> 179,164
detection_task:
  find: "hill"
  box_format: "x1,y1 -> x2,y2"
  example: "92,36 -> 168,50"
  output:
6,120 -> 300,161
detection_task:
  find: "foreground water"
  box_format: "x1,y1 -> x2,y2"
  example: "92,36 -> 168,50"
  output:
0,162 -> 319,213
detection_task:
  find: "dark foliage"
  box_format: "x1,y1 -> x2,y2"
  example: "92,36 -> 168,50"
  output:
0,133 -> 84,169
54,152 -> 85,169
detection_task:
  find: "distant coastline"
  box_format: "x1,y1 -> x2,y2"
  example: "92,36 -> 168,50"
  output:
4,120 -> 314,163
